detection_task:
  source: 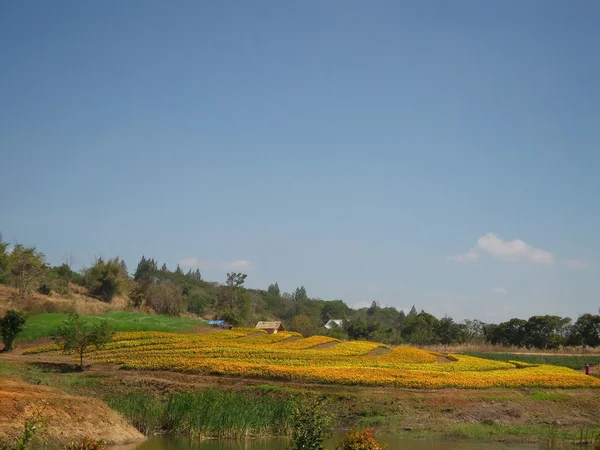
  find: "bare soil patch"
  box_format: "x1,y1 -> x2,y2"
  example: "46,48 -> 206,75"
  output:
311,341 -> 339,350
0,377 -> 144,446
368,347 -> 391,356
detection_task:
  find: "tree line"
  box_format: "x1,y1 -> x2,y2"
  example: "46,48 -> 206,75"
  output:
1,232 -> 599,349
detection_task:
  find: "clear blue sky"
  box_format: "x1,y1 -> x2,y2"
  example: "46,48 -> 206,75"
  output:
1,1 -> 598,322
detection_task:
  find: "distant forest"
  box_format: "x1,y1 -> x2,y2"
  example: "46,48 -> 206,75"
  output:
1,231 -> 599,349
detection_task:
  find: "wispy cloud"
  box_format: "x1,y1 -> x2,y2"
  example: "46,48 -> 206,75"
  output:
447,249 -> 479,263
492,286 -> 508,294
178,257 -> 255,271
448,233 -> 554,264
566,259 -> 591,269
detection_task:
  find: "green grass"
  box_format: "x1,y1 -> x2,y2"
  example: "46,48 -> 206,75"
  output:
446,423 -> 571,440
530,392 -> 569,402
106,390 -> 293,437
17,311 -> 205,341
464,352 -> 600,370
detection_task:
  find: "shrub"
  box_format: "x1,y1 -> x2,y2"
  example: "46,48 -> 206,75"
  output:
290,396 -> 333,450
0,310 -> 27,351
83,258 -> 127,303
335,429 -> 387,450
37,283 -> 52,296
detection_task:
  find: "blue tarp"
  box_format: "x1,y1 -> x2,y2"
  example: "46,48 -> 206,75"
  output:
207,320 -> 226,325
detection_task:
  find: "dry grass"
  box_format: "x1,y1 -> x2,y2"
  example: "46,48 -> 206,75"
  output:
425,343 -> 600,355
0,284 -> 130,316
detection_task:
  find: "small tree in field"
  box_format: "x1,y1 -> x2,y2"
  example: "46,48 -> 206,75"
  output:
51,313 -> 113,370
0,310 -> 27,352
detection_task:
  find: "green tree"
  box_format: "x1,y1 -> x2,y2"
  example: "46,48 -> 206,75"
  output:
437,316 -> 465,345
290,396 -> 333,450
83,257 -> 128,302
217,273 -> 248,323
524,315 -> 571,349
569,314 -> 600,347
267,282 -> 281,296
134,256 -> 157,282
401,312 -> 440,345
7,244 -> 47,295
0,232 -> 9,285
344,317 -> 369,340
51,313 -> 114,370
290,314 -> 315,337
485,318 -> 527,347
292,286 -> 308,302
321,300 -> 349,324
0,310 -> 27,352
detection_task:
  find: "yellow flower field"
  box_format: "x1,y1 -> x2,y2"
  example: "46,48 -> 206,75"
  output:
26,329 -> 600,389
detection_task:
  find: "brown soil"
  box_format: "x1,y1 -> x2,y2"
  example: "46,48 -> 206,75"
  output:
0,376 -> 144,446
311,341 -> 340,349
367,347 -> 391,356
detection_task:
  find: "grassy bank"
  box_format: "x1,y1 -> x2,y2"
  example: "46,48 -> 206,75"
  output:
16,311 -> 205,341
106,390 -> 293,438
464,352 -> 600,370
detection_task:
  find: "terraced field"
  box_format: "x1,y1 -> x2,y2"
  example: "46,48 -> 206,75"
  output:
26,329 -> 600,389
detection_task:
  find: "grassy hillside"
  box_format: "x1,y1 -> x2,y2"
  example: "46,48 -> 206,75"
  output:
17,311 -> 206,341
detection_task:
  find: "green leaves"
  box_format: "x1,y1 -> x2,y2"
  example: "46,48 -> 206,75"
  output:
51,313 -> 114,370
0,310 -> 27,351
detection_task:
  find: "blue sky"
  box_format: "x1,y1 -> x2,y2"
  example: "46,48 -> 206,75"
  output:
1,1 -> 598,322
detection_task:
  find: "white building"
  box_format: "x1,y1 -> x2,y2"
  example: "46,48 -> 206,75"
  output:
324,319 -> 344,329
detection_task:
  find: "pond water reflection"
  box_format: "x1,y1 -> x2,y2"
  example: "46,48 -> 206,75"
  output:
117,435 -> 544,450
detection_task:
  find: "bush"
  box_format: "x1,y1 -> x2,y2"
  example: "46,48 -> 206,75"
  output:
83,258 -> 127,303
290,396 -> 333,450
37,283 -> 52,296
0,310 -> 27,351
336,429 -> 387,450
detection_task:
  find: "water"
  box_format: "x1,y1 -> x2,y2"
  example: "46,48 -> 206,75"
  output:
116,435 -> 544,450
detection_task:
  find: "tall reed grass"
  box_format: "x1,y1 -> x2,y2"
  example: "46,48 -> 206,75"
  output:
107,389 -> 293,438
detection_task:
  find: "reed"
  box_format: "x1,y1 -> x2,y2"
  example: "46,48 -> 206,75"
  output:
107,389 -> 293,438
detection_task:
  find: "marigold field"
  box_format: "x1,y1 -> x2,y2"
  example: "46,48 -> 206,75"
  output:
27,329 -> 600,389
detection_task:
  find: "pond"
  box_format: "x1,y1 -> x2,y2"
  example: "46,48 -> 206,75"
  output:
116,435 -> 544,450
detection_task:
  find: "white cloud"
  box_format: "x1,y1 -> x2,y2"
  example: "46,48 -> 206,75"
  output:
178,257 -> 255,271
447,249 -> 479,263
448,232 -> 554,264
492,286 -> 508,294
566,259 -> 591,269
224,259 -> 254,270
476,233 -> 554,263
